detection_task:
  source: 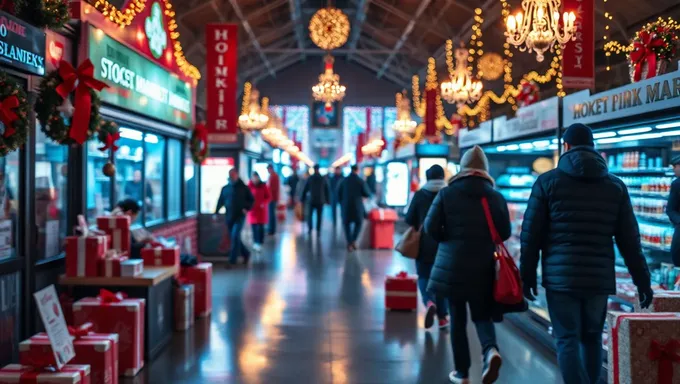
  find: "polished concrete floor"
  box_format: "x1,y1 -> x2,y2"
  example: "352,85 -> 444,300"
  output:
126,217 -> 563,384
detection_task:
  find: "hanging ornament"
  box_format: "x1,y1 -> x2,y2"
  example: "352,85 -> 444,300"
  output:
97,119 -> 119,177
102,162 -> 116,177
516,80 -> 540,108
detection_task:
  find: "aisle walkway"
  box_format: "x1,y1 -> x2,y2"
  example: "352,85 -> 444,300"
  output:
132,218 -> 562,384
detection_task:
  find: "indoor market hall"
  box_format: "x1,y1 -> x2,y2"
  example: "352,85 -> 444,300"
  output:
2,0 -> 680,384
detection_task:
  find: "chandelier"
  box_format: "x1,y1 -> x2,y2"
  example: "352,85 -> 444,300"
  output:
392,90 -> 417,135
309,6 -> 350,50
312,55 -> 346,110
505,0 -> 576,62
441,40 -> 483,106
361,138 -> 385,158
238,82 -> 269,131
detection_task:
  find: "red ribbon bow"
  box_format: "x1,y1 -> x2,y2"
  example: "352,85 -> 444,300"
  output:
97,289 -> 127,304
630,31 -> 665,82
98,132 -> 120,152
22,355 -> 57,371
175,276 -> 191,286
55,59 -> 108,144
649,339 -> 680,384
396,271 -> 408,279
194,123 -> 209,158
0,95 -> 19,138
67,322 -> 93,339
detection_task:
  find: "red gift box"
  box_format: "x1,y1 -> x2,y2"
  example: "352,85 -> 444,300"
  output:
73,291 -> 144,377
59,293 -> 74,326
98,255 -> 129,278
141,246 -> 179,267
0,364 -> 90,384
96,217 -> 131,255
385,271 -> 417,311
368,209 -> 398,249
175,284 -> 194,331
181,263 -> 212,318
634,290 -> 680,313
65,235 -> 107,277
20,326 -> 118,384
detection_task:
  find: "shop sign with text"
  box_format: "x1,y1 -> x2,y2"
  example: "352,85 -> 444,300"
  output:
493,97 -> 559,142
205,24 -> 239,143
45,30 -> 72,72
0,11 -> 45,75
563,66 -> 680,127
562,0 -> 595,89
87,26 -> 194,128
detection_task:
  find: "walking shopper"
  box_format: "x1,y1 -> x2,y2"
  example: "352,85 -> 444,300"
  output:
287,169 -> 300,206
404,164 -> 449,330
247,172 -> 271,252
329,167 -> 344,227
521,123 -> 653,384
215,168 -> 255,268
301,165 -> 331,235
425,145 -> 508,384
338,165 -> 371,251
666,156 -> 680,266
267,164 -> 280,235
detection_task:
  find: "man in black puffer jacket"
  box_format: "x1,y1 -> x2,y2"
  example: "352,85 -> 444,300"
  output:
520,123 -> 653,384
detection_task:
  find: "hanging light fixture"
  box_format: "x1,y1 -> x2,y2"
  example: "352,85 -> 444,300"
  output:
312,54 -> 346,110
238,82 -> 269,131
392,90 -> 417,135
440,40 -> 483,107
308,3 -> 350,51
505,0 -> 576,62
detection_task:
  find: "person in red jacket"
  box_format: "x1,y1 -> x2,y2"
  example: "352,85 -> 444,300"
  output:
247,172 -> 271,251
267,164 -> 280,235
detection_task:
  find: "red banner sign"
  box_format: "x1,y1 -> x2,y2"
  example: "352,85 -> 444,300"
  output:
205,24 -> 239,143
562,0 -> 595,89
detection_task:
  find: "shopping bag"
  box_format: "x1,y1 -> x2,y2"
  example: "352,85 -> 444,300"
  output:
395,226 -> 420,259
294,202 -> 304,221
481,197 -> 523,305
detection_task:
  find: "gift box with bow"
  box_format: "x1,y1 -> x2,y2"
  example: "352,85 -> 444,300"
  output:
385,271 -> 418,311
73,290 -> 144,377
141,246 -> 179,268
19,323 -> 118,384
98,251 -> 128,278
65,234 -> 107,277
607,311 -> 680,384
120,259 -> 143,277
634,290 -> 680,313
0,364 -> 91,384
95,216 -> 131,256
180,263 -> 212,318
174,282 -> 194,331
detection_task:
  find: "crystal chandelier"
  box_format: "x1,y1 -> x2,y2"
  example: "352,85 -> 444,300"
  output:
361,138 -> 385,157
238,82 -> 269,131
312,55 -> 346,110
505,0 -> 576,62
440,41 -> 483,107
392,90 -> 417,135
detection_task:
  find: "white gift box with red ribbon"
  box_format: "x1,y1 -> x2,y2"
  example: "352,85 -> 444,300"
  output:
65,235 -> 107,277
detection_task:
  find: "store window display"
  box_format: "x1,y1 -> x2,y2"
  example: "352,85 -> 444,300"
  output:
86,140 -> 111,222
184,145 -> 197,214
144,133 -> 165,224
167,139 -> 182,219
116,128 -> 145,225
35,128 -> 68,260
0,154 -> 19,260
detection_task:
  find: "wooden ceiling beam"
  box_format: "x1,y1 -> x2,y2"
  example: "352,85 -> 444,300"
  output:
225,0 -> 276,78
288,0 -> 306,59
346,0 -> 371,60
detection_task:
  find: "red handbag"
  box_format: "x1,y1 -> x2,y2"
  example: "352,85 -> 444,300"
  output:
481,197 -> 524,305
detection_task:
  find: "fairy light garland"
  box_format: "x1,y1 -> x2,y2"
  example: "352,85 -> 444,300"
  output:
604,17 -> 680,58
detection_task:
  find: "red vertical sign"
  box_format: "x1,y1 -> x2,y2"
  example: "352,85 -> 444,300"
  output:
205,24 -> 239,143
562,0 -> 595,89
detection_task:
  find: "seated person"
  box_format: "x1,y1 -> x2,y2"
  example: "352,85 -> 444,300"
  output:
111,199 -> 171,259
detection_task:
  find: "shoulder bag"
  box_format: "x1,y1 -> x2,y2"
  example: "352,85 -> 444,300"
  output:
395,226 -> 421,259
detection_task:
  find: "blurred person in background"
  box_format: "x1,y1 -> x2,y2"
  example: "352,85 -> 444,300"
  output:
328,167 -> 345,228
666,156 -> 680,266
302,164 -> 331,236
267,164 -> 280,236
405,164 -> 449,330
124,169 -> 153,211
247,172 -> 271,252
286,168 -> 300,206
215,168 -> 254,268
337,165 -> 371,251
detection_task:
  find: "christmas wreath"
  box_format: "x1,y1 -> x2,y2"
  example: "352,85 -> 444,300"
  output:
35,60 -> 108,145
20,0 -> 70,30
517,80 -> 540,108
190,123 -> 209,164
0,71 -> 30,156
629,19 -> 679,82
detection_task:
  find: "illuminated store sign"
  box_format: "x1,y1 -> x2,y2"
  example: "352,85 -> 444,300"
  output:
88,26 -> 193,128
0,11 -> 45,75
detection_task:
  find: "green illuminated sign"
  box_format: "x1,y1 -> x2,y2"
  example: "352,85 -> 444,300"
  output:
88,25 -> 193,128
145,2 -> 166,59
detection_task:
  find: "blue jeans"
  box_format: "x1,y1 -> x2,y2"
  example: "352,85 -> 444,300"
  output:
227,218 -> 249,264
268,201 -> 277,235
343,218 -> 362,244
415,261 -> 447,318
546,290 -> 608,384
252,224 -> 265,245
330,200 -> 339,226
449,298 -> 497,378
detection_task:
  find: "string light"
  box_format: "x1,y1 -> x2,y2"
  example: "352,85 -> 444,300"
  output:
604,17 -> 680,58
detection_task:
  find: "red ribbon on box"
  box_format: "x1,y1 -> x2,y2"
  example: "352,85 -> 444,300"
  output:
630,31 -> 665,82
67,322 -> 93,339
98,289 -> 126,304
55,59 -> 108,144
0,95 -> 19,138
649,339 -> 680,384
396,271 -> 408,279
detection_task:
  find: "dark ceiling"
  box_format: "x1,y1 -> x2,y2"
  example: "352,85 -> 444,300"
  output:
174,0 -> 680,107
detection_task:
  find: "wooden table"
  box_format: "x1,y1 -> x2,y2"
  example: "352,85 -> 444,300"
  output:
60,266 -> 177,361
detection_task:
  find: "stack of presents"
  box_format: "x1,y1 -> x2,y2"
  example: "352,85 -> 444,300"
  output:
0,215 -> 213,383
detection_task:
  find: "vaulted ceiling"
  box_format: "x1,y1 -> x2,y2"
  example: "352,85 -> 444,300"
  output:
174,0 -> 680,107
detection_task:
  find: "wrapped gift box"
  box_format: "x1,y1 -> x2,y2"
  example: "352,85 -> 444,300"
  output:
0,364 -> 90,384
385,272 -> 417,311
20,328 -> 118,384
634,290 -> 680,313
180,263 -> 212,318
120,259 -> 143,277
73,293 -> 144,377
98,255 -> 129,278
65,235 -> 107,277
141,246 -> 179,267
368,209 -> 398,249
96,216 -> 131,256
60,293 -> 74,326
175,284 -> 195,331
607,311 -> 680,384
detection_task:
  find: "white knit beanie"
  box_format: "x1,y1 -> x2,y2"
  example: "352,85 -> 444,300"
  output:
460,145 -> 489,172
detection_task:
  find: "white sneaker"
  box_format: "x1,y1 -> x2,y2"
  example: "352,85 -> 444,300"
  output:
448,371 -> 470,384
253,243 -> 261,252
482,348 -> 502,384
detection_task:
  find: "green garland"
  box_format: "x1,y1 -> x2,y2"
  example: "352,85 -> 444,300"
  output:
190,129 -> 208,164
0,72 -> 29,156
20,0 -> 70,30
96,119 -> 119,149
35,70 -> 101,145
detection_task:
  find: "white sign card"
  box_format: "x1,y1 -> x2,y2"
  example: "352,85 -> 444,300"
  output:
33,285 -> 75,369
